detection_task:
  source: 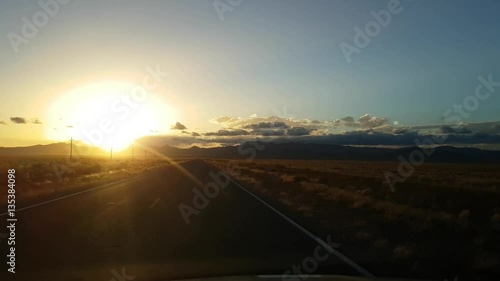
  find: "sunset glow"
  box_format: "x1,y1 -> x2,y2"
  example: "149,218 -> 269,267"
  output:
44,82 -> 177,151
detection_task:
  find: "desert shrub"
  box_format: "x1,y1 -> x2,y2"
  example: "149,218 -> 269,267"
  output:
111,161 -> 129,170
76,163 -> 102,174
293,175 -> 308,183
393,245 -> 414,258
356,231 -> 372,241
458,209 -> 471,220
491,214 -> 500,231
26,162 -> 51,180
318,176 -> 329,184
374,238 -> 389,248
280,174 -> 295,183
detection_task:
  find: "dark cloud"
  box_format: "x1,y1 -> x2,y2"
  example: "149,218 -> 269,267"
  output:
441,126 -> 472,134
242,121 -> 289,130
440,126 -> 455,134
254,129 -> 286,136
10,117 -> 27,124
205,129 -> 250,136
393,128 -> 411,135
134,127 -> 500,150
171,122 -> 187,130
196,115 -> 500,148
287,127 -> 313,136
331,114 -> 388,129
0,121 -> 6,125
456,127 -> 472,134
341,116 -> 355,124
209,115 -> 323,131
9,117 -> 42,124
191,132 -> 201,137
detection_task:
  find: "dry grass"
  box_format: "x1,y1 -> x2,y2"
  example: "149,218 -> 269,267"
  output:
0,157 -> 172,201
208,158 -> 500,277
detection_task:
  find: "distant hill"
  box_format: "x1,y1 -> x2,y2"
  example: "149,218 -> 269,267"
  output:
0,143 -> 104,157
154,142 -> 500,163
1,142 -> 499,163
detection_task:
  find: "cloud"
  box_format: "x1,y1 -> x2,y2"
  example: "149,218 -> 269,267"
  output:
357,114 -> 388,128
441,126 -> 472,134
0,121 -> 6,125
255,129 -> 286,136
331,114 -> 388,129
341,116 -> 354,123
208,115 -> 328,135
205,129 -> 250,136
10,117 -> 27,124
134,122 -> 500,150
210,116 -> 240,125
440,126 -> 455,134
393,128 -> 411,134
191,132 -> 201,137
242,121 -> 289,130
9,117 -> 42,124
196,114 -> 500,148
287,127 -> 314,136
171,122 -> 187,130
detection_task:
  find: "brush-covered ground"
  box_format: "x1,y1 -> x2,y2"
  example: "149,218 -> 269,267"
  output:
0,157 -> 174,203
208,159 -> 500,280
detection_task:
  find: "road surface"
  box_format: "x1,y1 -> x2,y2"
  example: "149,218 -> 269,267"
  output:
0,160 -> 364,281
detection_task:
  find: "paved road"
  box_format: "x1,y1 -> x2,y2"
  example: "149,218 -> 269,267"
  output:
0,160 -> 363,281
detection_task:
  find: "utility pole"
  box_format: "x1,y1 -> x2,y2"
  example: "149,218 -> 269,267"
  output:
110,147 -> 113,160
69,137 -> 73,160
131,148 -> 134,159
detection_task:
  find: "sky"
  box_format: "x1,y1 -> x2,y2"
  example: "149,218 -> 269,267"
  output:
1,0 -> 500,149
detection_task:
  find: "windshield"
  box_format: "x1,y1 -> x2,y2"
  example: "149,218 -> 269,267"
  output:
1,1 -> 500,281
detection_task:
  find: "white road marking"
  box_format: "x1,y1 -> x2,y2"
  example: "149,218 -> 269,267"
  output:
149,197 -> 161,209
0,174 -> 144,217
258,275 -> 322,279
222,172 -> 373,277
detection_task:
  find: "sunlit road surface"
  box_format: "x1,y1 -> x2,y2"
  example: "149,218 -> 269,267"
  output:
0,160 -> 362,281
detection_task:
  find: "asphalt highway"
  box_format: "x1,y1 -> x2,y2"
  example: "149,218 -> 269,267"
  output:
0,160 -> 365,281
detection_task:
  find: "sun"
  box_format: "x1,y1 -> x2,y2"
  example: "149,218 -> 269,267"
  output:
45,81 -> 177,151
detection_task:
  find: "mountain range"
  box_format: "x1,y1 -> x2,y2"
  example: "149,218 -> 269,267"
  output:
1,142 -> 499,163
